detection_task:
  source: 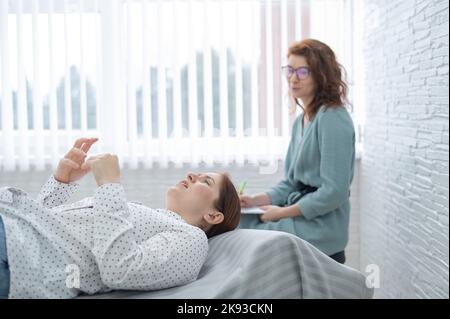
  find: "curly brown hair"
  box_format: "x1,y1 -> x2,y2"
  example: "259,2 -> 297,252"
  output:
288,39 -> 350,119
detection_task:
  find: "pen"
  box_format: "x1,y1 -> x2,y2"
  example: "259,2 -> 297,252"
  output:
239,180 -> 247,195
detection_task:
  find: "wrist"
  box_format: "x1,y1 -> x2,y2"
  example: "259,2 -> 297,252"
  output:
97,178 -> 120,187
54,174 -> 70,184
282,205 -> 302,218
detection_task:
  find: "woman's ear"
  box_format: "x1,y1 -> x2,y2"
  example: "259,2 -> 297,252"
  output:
204,211 -> 224,225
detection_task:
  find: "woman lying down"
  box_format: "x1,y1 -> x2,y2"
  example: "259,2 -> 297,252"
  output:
0,138 -> 241,299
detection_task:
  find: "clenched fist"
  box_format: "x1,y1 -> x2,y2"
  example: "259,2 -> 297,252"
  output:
81,154 -> 121,187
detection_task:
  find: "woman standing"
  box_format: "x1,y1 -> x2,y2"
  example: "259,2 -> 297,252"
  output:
239,39 -> 355,264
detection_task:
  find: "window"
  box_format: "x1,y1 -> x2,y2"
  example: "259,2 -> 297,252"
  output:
0,0 -> 361,171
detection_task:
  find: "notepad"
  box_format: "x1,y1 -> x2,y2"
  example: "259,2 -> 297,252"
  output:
241,207 -> 265,214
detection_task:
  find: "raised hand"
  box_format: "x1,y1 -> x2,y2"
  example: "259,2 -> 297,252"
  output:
54,137 -> 98,184
82,154 -> 121,187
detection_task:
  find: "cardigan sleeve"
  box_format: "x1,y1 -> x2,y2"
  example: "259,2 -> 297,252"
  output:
298,109 -> 355,220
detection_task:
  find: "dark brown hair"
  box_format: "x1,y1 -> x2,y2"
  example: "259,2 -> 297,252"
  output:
205,173 -> 241,239
288,39 -> 350,119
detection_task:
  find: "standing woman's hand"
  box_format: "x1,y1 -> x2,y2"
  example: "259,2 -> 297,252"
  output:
82,154 -> 121,187
258,205 -> 284,223
54,137 -> 98,184
239,195 -> 256,208
239,193 -> 272,208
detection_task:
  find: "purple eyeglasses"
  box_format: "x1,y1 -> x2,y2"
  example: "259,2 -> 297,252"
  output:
281,66 -> 311,80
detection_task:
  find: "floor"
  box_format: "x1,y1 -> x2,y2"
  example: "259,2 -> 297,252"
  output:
1,161 -> 360,270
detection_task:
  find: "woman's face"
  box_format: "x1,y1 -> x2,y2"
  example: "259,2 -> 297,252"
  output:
287,55 -> 316,101
167,172 -> 224,228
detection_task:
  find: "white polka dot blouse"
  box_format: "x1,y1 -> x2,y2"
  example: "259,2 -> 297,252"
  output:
0,176 -> 209,298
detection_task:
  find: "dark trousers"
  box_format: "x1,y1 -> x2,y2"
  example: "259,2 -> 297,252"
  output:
329,250 -> 346,264
0,216 -> 10,298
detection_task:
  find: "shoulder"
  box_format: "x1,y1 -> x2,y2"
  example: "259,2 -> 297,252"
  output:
189,224 -> 208,241
151,208 -> 208,249
316,105 -> 354,128
180,225 -> 209,261
177,221 -> 209,248
191,226 -> 209,249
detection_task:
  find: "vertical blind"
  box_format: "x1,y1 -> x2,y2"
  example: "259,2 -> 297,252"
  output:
0,0 -> 356,172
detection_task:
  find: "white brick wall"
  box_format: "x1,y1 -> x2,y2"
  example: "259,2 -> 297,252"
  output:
360,0 -> 449,298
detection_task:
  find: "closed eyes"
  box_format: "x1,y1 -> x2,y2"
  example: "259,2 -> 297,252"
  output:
189,173 -> 215,186
201,174 -> 215,186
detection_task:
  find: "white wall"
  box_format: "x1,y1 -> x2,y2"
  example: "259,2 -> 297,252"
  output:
360,0 -> 449,298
